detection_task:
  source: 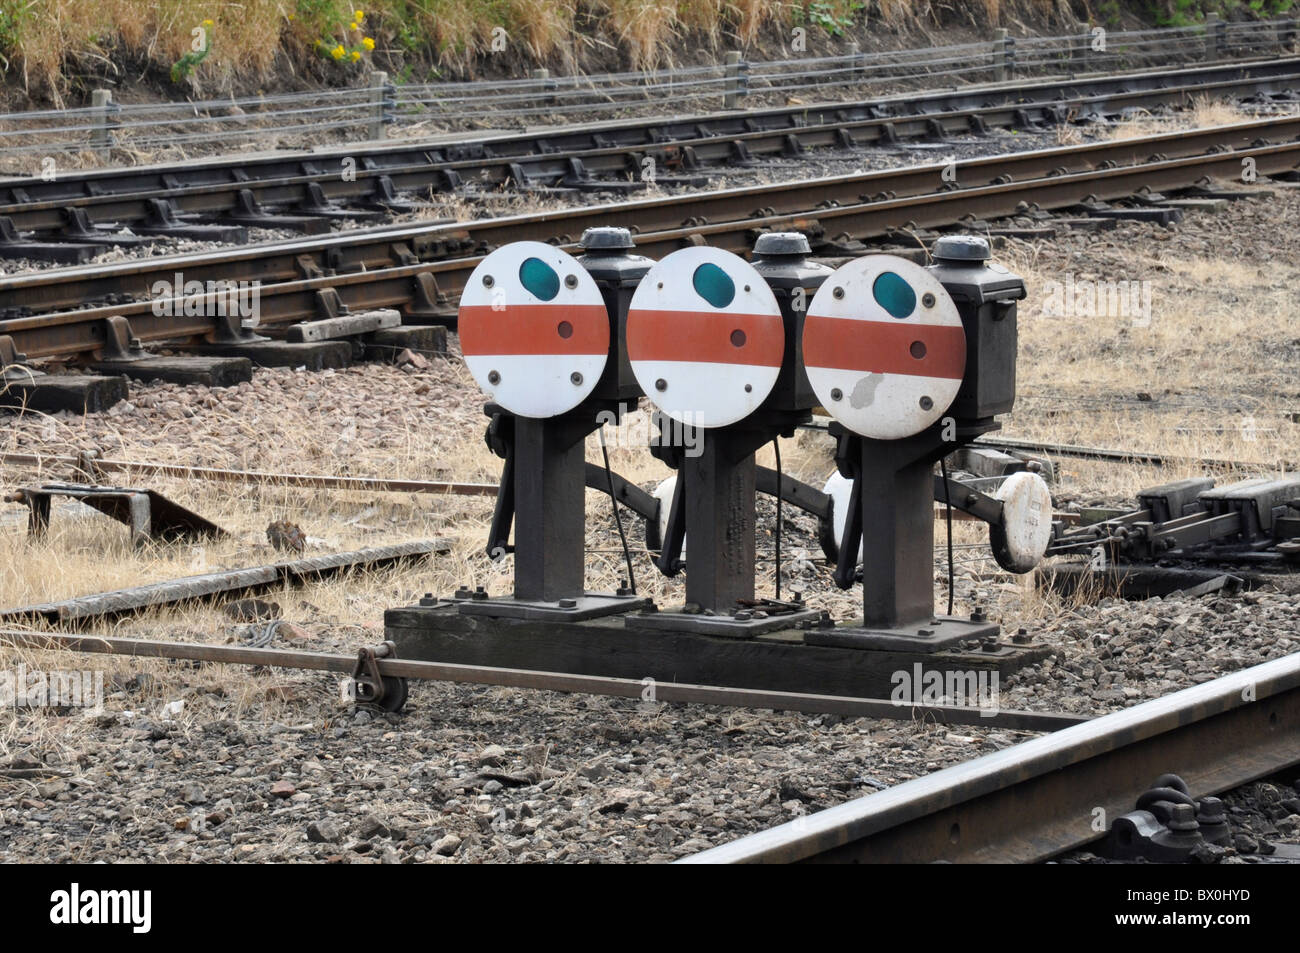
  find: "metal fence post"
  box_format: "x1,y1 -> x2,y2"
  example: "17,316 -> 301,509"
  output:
993,29 -> 1009,82
1205,13 -> 1224,59
1074,21 -> 1090,71
723,51 -> 745,108
849,41 -> 865,81
90,89 -> 114,160
531,68 -> 555,107
368,70 -> 388,140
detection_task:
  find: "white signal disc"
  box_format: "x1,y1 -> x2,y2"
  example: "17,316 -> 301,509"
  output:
458,241 -> 609,418
804,255 -> 966,440
652,476 -> 684,555
824,470 -> 863,564
989,471 -> 1053,574
626,247 -> 784,429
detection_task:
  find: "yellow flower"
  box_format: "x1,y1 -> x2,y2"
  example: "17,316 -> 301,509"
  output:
331,44 -> 345,59
355,10 -> 365,20
362,36 -> 375,50
202,18 -> 213,27
350,50 -> 361,61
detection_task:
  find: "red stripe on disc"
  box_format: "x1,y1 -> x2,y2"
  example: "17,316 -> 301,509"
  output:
804,313 -> 966,379
459,304 -> 610,357
627,309 -> 784,367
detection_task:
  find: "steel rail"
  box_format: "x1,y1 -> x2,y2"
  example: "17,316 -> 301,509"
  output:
0,541 -> 447,623
0,450 -> 1038,532
5,114 -> 1298,317
0,628 -> 1085,731
0,452 -> 500,497
1,58 -> 1296,238
975,436 -> 1295,470
4,125 -> 1299,362
680,649 -> 1300,863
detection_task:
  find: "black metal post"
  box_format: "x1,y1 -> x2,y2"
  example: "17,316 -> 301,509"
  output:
681,428 -> 759,611
512,415 -> 589,602
858,441 -> 936,628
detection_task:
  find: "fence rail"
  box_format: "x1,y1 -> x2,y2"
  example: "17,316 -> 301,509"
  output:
0,18 -> 1296,166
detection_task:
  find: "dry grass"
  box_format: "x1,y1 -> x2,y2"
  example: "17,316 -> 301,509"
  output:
997,201 -> 1300,504
0,0 -> 788,97
0,0 -> 1055,102
1107,97 -> 1253,142
6,0 -> 294,104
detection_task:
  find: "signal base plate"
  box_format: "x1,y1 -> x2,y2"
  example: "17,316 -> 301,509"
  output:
458,592 -> 650,622
804,614 -> 999,653
625,607 -> 822,638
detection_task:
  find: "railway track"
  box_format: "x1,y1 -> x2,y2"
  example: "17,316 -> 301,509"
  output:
2,115 -> 1299,372
681,650 -> 1300,863
0,57 -> 1297,264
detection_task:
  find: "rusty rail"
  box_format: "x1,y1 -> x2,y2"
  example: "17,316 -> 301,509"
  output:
0,451 -> 499,497
0,628 -> 1086,731
2,116 -> 1299,361
0,539 -> 448,624
681,650 -> 1300,863
0,58 -> 1295,239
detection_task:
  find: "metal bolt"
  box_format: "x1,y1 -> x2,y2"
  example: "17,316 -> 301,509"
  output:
1168,804 -> 1199,832
571,371 -> 583,385
832,286 -> 845,299
922,292 -> 936,308
982,638 -> 1000,652
488,370 -> 501,385
564,274 -> 579,288
482,274 -> 495,288
830,387 -> 843,401
655,378 -> 667,392
919,395 -> 933,410
744,383 -> 752,393
1197,796 -> 1227,825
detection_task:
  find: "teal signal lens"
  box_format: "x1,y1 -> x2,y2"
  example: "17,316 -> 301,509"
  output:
872,271 -> 916,318
519,257 -> 560,301
692,262 -> 736,308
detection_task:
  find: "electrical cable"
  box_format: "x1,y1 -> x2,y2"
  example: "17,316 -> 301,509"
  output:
599,425 -> 636,595
773,438 -> 782,601
939,456 -> 955,616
